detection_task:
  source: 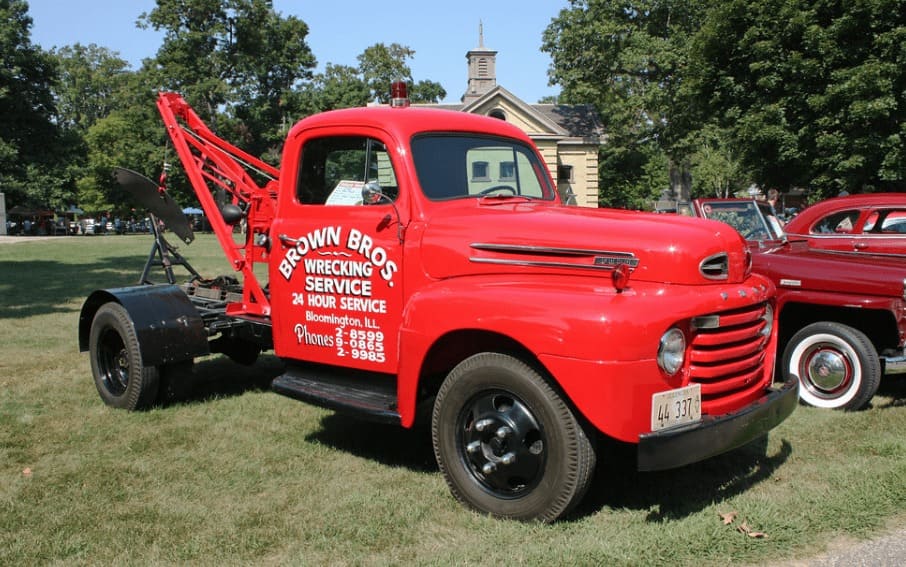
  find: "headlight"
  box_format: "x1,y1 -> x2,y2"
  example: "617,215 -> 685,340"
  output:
657,328 -> 686,376
761,303 -> 774,337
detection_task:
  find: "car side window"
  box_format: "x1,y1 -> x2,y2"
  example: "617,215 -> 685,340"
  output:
812,210 -> 860,234
865,209 -> 906,234
296,136 -> 398,205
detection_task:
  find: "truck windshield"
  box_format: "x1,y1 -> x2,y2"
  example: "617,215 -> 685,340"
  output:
410,135 -> 555,201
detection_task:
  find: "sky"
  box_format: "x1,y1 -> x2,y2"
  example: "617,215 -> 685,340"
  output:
24,0 -> 571,105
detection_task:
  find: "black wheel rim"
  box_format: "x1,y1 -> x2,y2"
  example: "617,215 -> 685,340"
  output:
457,390 -> 546,497
96,327 -> 130,396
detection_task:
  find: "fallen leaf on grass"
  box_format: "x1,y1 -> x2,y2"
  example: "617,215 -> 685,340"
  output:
737,521 -> 768,539
719,511 -> 738,525
22,467 -> 32,477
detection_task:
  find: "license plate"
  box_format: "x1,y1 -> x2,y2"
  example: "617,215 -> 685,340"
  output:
651,384 -> 701,432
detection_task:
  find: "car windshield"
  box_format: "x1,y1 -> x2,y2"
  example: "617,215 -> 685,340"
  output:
410,134 -> 555,201
701,201 -> 785,241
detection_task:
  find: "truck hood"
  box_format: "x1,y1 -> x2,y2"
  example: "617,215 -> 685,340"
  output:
418,201 -> 751,285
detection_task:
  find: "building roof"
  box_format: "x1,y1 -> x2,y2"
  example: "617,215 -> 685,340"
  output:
421,86 -> 603,143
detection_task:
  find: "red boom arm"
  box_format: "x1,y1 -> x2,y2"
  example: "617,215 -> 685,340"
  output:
156,91 -> 277,317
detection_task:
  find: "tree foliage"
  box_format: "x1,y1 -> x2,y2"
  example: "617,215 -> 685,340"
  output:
139,0 -> 316,160
546,0 -> 905,205
0,0 -> 74,209
53,44 -> 130,131
543,0 -> 712,207
689,0 -> 906,198
356,42 -> 446,105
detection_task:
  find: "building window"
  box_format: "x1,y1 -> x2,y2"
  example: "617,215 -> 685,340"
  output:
472,161 -> 490,181
558,165 -> 573,182
499,161 -> 515,180
489,109 -> 506,121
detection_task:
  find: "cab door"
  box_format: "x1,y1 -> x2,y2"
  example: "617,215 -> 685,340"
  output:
270,133 -> 406,372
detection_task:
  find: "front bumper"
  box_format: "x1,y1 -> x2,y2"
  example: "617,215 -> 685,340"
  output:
881,349 -> 906,375
637,377 -> 798,472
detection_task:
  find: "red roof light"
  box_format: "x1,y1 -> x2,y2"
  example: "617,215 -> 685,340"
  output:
390,81 -> 409,107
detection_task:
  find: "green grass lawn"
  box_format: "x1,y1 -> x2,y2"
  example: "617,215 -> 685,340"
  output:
1,234 -> 904,565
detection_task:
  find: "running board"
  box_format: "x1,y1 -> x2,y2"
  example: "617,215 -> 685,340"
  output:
272,363 -> 400,424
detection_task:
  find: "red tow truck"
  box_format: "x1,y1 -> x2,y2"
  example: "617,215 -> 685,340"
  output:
79,88 -> 796,521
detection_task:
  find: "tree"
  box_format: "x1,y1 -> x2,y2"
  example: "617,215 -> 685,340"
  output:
688,0 -> 906,197
79,69 -> 168,215
409,79 -> 446,104
0,0 -> 71,208
357,43 -> 446,104
299,63 -> 371,113
52,44 -> 130,131
140,0 -> 317,158
543,0 -> 711,207
357,43 -> 416,104
688,125 -> 748,198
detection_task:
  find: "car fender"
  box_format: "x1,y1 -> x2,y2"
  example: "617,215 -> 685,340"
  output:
78,284 -> 209,366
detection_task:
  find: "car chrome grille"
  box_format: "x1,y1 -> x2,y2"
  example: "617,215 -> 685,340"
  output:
688,302 -> 769,415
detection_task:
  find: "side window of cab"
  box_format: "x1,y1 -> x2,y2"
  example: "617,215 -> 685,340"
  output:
296,136 -> 398,205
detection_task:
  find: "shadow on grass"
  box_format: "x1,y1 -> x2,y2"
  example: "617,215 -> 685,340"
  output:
305,406 -> 792,521
573,435 -> 793,522
876,373 -> 906,409
157,354 -> 438,471
154,356 -> 794,520
0,256 -> 146,319
306,414 -> 438,473
158,355 -> 284,406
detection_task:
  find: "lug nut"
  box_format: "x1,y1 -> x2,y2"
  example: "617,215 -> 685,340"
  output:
466,441 -> 481,454
500,452 -> 516,465
475,418 -> 494,432
495,426 -> 512,439
482,462 -> 497,475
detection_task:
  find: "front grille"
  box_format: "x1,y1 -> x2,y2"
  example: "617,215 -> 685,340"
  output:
688,302 -> 770,415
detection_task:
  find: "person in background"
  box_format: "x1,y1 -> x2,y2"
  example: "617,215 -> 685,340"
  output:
766,188 -> 785,225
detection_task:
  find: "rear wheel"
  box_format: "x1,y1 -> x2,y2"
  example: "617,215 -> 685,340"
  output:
782,321 -> 880,410
432,353 -> 595,522
89,302 -> 159,410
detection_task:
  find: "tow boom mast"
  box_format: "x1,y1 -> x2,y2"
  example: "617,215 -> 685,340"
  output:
156,91 -> 278,317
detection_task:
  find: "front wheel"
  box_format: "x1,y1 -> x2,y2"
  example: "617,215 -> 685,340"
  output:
782,321 -> 881,410
432,353 -> 595,522
89,302 -> 160,410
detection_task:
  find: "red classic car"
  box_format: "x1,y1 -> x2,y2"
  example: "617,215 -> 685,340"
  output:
783,193 -> 906,257
686,199 -> 785,247
689,197 -> 906,411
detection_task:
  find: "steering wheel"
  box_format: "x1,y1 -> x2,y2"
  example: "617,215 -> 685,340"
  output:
478,185 -> 517,196
742,228 -> 766,240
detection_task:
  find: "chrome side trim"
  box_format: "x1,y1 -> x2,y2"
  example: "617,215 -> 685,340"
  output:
470,242 -> 639,271
470,257 -> 620,271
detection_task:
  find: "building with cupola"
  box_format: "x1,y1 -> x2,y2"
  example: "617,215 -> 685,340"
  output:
426,28 -> 604,207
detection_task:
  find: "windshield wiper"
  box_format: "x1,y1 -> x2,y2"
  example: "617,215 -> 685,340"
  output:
477,194 -> 536,205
